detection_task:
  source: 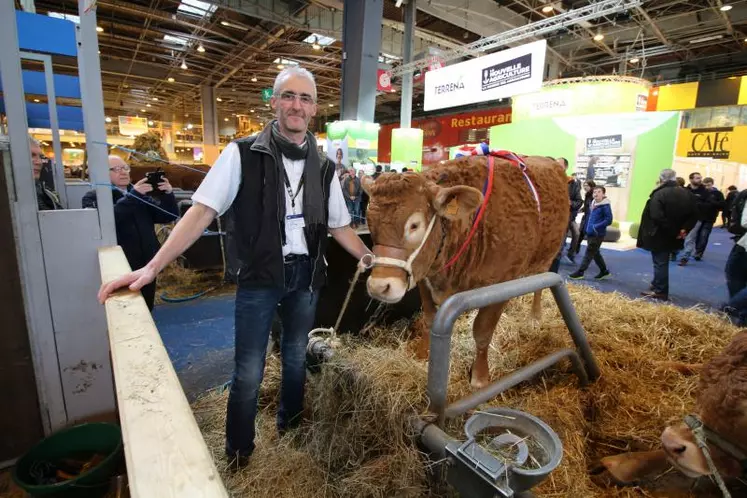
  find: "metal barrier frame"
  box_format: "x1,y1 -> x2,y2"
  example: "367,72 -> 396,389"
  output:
427,272 -> 600,426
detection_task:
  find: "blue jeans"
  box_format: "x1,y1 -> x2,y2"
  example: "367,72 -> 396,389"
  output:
651,250 -> 670,296
225,258 -> 319,458
725,244 -> 747,324
345,198 -> 361,224
681,220 -> 714,260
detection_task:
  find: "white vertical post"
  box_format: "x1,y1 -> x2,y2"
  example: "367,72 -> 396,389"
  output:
77,0 -> 116,244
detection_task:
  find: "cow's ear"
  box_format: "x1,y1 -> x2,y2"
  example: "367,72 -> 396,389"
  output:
428,183 -> 483,222
361,175 -> 375,196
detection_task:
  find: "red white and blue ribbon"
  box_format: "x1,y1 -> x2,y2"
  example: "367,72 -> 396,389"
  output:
454,143 -> 541,213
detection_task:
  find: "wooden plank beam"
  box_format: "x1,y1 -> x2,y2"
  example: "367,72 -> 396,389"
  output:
98,246 -> 228,498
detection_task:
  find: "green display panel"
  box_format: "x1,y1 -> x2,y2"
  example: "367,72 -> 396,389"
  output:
326,120 -> 380,174
488,111 -> 680,224
391,128 -> 424,171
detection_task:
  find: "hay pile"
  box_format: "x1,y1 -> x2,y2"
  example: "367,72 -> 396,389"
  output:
155,259 -> 227,304
192,284 -> 740,498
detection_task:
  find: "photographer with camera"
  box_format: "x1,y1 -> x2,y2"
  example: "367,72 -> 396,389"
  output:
82,155 -> 178,310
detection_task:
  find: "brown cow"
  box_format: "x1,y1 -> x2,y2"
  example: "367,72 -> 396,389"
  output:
361,154 -> 568,388
597,331 -> 747,488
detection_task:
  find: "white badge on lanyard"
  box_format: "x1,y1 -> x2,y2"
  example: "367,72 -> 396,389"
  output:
286,213 -> 305,230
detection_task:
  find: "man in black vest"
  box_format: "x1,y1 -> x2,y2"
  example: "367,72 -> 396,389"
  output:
97,67 -> 372,466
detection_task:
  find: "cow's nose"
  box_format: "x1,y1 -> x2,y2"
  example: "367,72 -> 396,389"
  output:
366,276 -> 407,303
661,427 -> 688,455
368,279 -> 391,296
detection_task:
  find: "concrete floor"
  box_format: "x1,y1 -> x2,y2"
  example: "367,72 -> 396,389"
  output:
153,227 -> 736,399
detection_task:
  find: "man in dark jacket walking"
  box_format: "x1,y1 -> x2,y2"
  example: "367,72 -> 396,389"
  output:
83,155 -> 178,310
558,159 -> 583,263
97,67 -> 372,468
679,173 -> 723,265
723,185 -> 738,227
637,169 -> 698,300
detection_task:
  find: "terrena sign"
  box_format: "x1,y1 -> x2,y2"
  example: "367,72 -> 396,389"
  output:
424,40 -> 546,111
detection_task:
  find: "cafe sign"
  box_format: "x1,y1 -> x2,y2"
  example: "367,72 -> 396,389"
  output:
687,127 -> 731,159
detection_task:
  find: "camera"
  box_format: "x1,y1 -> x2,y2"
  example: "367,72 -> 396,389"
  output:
145,169 -> 166,195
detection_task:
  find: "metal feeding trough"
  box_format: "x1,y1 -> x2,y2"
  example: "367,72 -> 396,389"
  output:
306,272 -> 599,498
445,407 -> 563,497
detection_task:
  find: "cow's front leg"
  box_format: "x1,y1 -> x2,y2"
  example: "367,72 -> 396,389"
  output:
471,301 -> 508,389
411,281 -> 438,360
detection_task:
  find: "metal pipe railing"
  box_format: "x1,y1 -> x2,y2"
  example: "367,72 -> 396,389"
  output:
427,272 -> 600,426
443,349 -> 588,419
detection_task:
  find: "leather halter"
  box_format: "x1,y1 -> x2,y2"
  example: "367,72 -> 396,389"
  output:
370,213 -> 438,291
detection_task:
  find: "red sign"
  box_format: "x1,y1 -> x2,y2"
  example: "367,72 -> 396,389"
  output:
377,69 -> 392,93
378,107 -> 512,165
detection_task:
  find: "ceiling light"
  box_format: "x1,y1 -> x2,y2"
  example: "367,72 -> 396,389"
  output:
105,116 -> 112,123
197,44 -> 205,52
187,123 -> 193,130
265,104 -> 270,108
250,109 -> 255,113
312,36 -> 321,50
251,76 -> 257,82
395,0 -> 403,7
181,61 -> 188,70
152,97 -> 158,101
593,32 -> 604,42
689,34 -> 723,44
96,26 -> 104,32
629,57 -> 639,64
146,103 -> 152,107
216,97 -> 222,102
148,120 -> 154,126
729,76 -> 737,80
33,98 -> 40,102
328,103 -> 334,107
542,5 -> 554,13
167,77 -> 175,83
720,4 -> 733,11
220,21 -> 229,26
140,109 -> 146,112
277,64 -> 284,69
652,90 -> 659,96
224,117 -> 229,122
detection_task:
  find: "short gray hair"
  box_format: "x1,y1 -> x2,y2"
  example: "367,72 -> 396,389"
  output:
659,168 -> 677,183
273,66 -> 317,100
29,136 -> 40,147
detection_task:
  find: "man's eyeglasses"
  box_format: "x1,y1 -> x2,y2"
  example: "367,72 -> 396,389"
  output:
109,165 -> 131,173
278,91 -> 315,105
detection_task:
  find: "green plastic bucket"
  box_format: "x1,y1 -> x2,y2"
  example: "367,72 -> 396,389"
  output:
12,422 -> 123,497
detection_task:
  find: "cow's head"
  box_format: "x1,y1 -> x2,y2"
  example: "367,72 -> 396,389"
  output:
660,422 -> 743,479
361,172 -> 483,303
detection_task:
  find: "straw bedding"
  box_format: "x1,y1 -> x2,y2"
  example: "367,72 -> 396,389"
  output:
191,284 -> 740,498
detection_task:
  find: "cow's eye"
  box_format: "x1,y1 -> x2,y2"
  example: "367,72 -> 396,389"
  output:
410,223 -> 419,231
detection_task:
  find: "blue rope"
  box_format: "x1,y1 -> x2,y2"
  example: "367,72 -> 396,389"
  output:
87,182 -> 181,221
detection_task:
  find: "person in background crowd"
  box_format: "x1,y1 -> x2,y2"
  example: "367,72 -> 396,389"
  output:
585,156 -> 599,183
676,177 -> 686,187
722,188 -> 747,325
342,167 -> 362,228
558,158 -> 583,264
372,164 -> 382,180
335,148 -> 345,178
30,137 -> 62,210
723,185 -> 739,227
679,173 -> 723,265
97,67 -> 371,469
83,155 -> 178,310
573,180 -> 596,257
401,167 -> 409,172
357,169 -> 369,226
637,169 -> 698,301
569,186 -> 612,280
